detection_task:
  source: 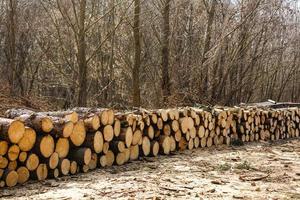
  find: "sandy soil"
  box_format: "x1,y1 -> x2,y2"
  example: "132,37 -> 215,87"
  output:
1,139 -> 300,200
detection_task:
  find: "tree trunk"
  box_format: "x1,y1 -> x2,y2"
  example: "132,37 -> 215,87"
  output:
201,0 -> 217,96
133,0 -> 141,107
161,0 -> 171,106
77,0 -> 88,106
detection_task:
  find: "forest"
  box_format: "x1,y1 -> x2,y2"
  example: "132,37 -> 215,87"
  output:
0,0 -> 299,109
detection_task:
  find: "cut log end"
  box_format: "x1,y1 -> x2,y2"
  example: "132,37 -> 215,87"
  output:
18,127 -> 36,152
70,121 -> 86,146
42,117 -> 54,133
49,152 -> 59,169
17,167 -> 30,184
4,170 -> 18,187
26,154 -> 39,171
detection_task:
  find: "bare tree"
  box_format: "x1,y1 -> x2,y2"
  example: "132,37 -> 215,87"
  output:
133,0 -> 141,107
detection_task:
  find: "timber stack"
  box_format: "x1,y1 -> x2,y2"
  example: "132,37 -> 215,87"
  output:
0,106 -> 299,187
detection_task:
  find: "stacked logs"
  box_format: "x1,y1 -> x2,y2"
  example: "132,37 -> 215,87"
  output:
0,106 -> 299,187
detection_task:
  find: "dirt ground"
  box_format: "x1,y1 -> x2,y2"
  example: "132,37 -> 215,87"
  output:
1,139 -> 300,200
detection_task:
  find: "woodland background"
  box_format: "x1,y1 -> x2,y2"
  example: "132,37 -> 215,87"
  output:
0,0 -> 299,109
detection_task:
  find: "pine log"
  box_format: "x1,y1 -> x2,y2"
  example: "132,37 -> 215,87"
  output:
105,150 -> 115,167
130,145 -> 139,161
70,120 -> 86,146
115,152 -> 126,166
83,114 -> 100,131
16,166 -> 30,184
18,151 -> 27,163
141,136 -> 150,156
0,141 -> 8,156
7,144 -> 20,161
82,131 -> 103,154
169,136 -> 176,152
150,141 -> 159,157
114,119 -> 121,137
70,161 -> 78,175
34,134 -> 55,158
26,153 -> 39,171
58,158 -> 70,176
118,127 -> 133,148
68,148 -> 91,166
55,138 -> 70,158
101,125 -> 114,142
110,141 -> 126,153
30,163 -> 47,181
99,155 -> 107,167
48,168 -> 59,178
132,129 -> 142,145
174,130 -> 182,142
51,117 -> 74,138
8,160 -> 18,170
88,153 -> 98,170
18,127 -> 36,152
159,135 -> 171,155
144,125 -> 154,139
0,118 -> 25,143
3,169 -> 18,187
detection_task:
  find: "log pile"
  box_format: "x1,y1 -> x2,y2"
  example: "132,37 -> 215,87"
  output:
0,106 -> 299,187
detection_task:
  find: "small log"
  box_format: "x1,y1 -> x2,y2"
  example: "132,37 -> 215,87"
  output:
0,141 -> 8,156
105,150 -> 115,167
83,114 -> 100,131
68,148 -> 91,166
101,125 -> 114,142
52,117 -> 74,138
132,129 -> 142,146
88,153 -> 98,170
174,130 -> 182,142
194,137 -> 200,148
141,136 -> 150,156
55,138 -> 70,158
30,163 -> 48,181
82,131 -> 103,154
7,144 -> 20,161
48,168 -> 59,178
130,145 -> 139,161
58,158 -> 70,176
70,161 -> 78,175
47,152 -> 59,169
3,169 -> 18,187
99,155 -> 107,167
115,152 -> 126,166
178,137 -> 187,151
0,156 -> 8,169
144,125 -> 154,139
169,136 -> 176,152
114,119 -> 121,137
102,142 -> 110,154
159,135 -> 171,155
118,127 -> 133,148
110,141 -> 126,153
123,148 -> 131,162
8,160 -> 18,170
18,151 -> 27,163
16,166 -> 30,184
26,153 -> 39,171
